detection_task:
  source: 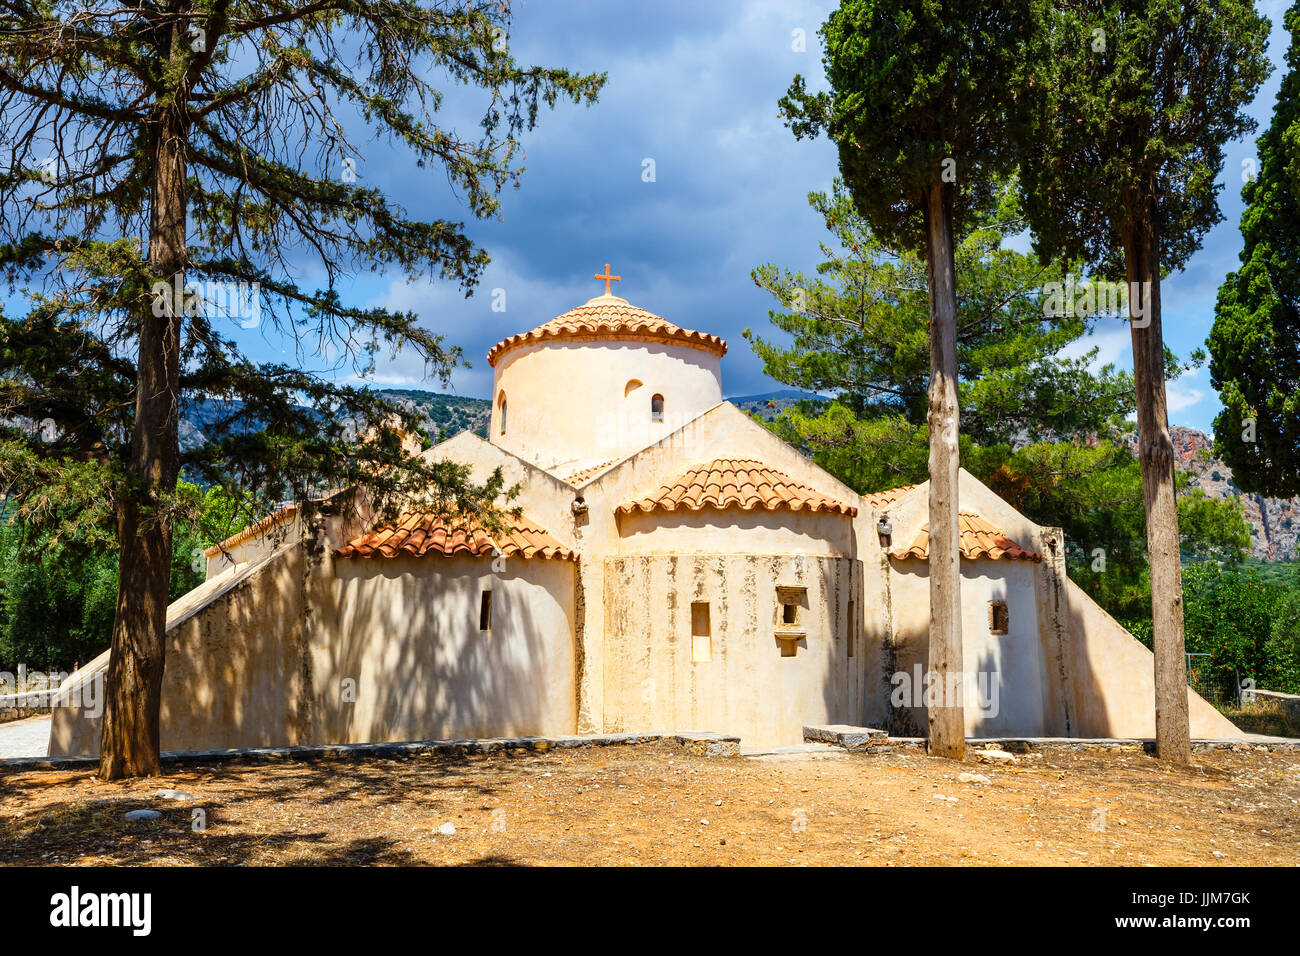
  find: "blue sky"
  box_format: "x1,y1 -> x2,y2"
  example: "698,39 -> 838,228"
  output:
153,1 -> 1300,433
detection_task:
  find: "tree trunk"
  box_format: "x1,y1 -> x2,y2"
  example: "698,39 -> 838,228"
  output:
98,86 -> 187,780
1123,203 -> 1191,765
923,182 -> 964,760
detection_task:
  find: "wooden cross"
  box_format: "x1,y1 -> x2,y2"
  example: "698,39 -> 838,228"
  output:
594,263 -> 621,296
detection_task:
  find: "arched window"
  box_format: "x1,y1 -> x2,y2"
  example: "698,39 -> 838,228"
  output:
497,391 -> 507,434
624,378 -> 643,398
651,393 -> 664,422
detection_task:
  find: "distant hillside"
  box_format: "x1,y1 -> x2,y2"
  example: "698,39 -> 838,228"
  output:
372,389 -> 490,441
725,389 -> 826,423
176,389 -> 490,451
175,391 -> 1297,560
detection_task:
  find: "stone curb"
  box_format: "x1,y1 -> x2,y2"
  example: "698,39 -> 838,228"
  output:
1,730 -> 742,772
815,735 -> 1300,754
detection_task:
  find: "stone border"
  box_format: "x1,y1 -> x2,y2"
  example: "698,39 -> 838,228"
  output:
0,689 -> 58,722
805,732 -> 1300,755
0,730 -> 741,772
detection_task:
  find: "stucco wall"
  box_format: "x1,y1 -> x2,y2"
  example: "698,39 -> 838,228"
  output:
1061,578 -> 1241,739
616,508 -> 854,558
204,513 -> 303,580
569,402 -> 870,734
603,553 -> 863,745
886,557 -> 1052,737
491,338 -> 723,468
50,493 -> 580,756
320,553 -> 577,742
50,541 -> 310,757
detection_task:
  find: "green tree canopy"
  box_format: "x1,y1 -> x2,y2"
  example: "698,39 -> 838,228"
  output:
780,0 -> 1036,252
0,0 -> 604,777
779,0 -> 1040,757
1017,0 -> 1271,762
1209,2 -> 1300,497
747,180 -> 1135,450
749,182 -> 1252,623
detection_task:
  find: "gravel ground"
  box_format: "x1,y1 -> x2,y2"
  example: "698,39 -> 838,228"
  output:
2,742 -> 1298,866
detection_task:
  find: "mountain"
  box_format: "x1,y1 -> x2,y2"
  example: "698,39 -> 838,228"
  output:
175,391 -> 1295,560
724,389 -> 826,422
176,389 -> 489,452
369,389 -> 490,441
1168,426 -> 1299,561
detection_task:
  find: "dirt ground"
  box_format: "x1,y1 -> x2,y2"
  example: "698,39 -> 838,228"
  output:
2,743 -> 1298,866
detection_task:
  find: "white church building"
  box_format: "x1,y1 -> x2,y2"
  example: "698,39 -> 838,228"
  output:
49,270 -> 1242,755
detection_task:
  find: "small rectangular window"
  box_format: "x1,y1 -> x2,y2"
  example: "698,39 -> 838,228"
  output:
691,601 -> 711,663
776,586 -> 806,627
847,600 -> 856,658
480,590 -> 492,631
989,600 -> 1008,635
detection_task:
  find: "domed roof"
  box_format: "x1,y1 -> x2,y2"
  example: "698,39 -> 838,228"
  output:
487,294 -> 728,367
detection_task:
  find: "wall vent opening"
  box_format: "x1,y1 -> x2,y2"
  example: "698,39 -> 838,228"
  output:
691,601 -> 712,663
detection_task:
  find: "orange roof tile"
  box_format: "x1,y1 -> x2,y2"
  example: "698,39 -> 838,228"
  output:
336,511 -> 576,561
204,503 -> 298,559
617,459 -> 858,517
487,296 -> 727,367
564,459 -> 620,487
890,511 -> 1041,562
864,483 -> 921,509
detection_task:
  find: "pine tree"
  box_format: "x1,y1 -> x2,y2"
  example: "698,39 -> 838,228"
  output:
748,179 -> 1250,630
747,180 -> 1135,456
779,0 -> 1038,759
1209,2 -> 1300,498
1020,0 -> 1270,763
0,0 -> 604,778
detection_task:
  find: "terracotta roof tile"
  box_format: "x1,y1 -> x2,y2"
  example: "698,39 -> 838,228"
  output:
864,483 -> 921,509
890,511 -> 1041,562
203,503 -> 298,559
487,296 -> 727,367
617,459 -> 857,517
336,511 -> 576,561
564,458 -> 620,486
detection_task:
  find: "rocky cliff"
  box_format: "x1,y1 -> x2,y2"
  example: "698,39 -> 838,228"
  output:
1171,426 -> 1299,560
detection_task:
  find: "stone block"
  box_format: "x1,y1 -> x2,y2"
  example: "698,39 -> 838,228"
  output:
803,724 -> 888,750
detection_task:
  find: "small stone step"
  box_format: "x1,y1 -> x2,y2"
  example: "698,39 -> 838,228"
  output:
671,731 -> 741,757
803,724 -> 888,750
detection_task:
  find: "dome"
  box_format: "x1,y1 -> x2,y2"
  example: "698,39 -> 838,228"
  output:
487,294 -> 727,367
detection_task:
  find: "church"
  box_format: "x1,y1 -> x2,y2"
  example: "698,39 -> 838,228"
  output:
49,268 -> 1243,755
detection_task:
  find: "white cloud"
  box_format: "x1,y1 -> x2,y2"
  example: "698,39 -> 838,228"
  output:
1166,381 -> 1206,416
1060,322 -> 1131,372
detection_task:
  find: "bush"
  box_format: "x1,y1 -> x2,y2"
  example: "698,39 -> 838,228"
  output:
0,484 -> 249,673
1182,561 -> 1299,699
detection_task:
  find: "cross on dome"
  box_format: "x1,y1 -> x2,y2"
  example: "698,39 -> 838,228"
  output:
594,263 -> 621,296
